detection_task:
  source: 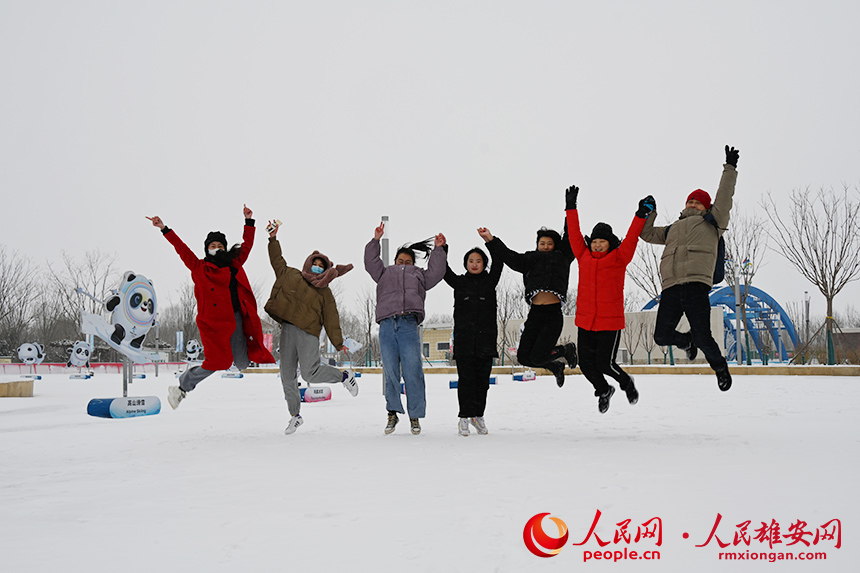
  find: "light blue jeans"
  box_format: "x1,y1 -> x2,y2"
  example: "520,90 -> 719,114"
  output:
379,314 -> 426,418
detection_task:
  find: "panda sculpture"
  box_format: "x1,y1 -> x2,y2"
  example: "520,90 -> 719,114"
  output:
17,342 -> 46,365
67,341 -> 93,368
104,271 -> 157,349
185,339 -> 202,361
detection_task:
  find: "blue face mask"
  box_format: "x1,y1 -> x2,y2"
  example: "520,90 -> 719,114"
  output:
311,265 -> 324,274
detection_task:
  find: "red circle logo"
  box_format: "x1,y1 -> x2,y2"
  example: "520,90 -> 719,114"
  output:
523,513 -> 569,558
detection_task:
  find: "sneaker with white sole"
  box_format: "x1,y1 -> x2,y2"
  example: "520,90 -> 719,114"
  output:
598,385 -> 615,414
470,416 -> 489,435
385,411 -> 399,434
342,370 -> 358,397
167,386 -> 186,409
284,414 -> 303,435
458,418 -> 470,436
410,418 -> 421,435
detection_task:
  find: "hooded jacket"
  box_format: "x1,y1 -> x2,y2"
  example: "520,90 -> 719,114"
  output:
162,222 -> 275,370
443,238 -> 503,358
640,164 -> 737,289
364,238 -> 447,324
264,239 -> 351,347
567,209 -> 645,331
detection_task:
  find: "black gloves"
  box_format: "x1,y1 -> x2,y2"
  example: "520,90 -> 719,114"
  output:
565,185 -> 579,210
725,145 -> 739,167
636,195 -> 656,218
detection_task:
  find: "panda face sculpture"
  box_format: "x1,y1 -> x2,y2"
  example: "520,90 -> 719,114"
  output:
17,343 -> 45,365
185,339 -> 202,361
105,271 -> 157,349
67,341 -> 93,368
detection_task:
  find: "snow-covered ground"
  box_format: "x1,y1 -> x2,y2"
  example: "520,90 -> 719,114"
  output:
1,371 -> 857,572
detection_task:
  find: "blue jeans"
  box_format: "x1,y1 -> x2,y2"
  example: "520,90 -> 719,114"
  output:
379,315 -> 426,418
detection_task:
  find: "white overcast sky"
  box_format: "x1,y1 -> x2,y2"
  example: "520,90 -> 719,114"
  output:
2,0 -> 859,322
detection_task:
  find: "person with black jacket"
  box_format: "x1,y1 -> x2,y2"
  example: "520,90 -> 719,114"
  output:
444,228 -> 503,436
489,223 -> 578,388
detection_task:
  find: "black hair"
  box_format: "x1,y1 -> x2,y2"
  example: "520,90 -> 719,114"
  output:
535,227 -> 562,249
311,256 -> 329,270
396,238 -> 434,263
463,247 -> 488,271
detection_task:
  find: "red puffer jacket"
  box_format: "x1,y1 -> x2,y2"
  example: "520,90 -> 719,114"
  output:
163,223 -> 275,370
566,209 -> 645,332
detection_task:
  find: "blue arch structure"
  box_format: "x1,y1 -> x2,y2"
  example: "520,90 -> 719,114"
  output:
642,286 -> 799,362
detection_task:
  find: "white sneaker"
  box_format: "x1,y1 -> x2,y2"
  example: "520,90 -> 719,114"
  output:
458,418 -> 470,436
342,370 -> 359,397
167,386 -> 186,409
470,416 -> 489,435
284,414 -> 303,435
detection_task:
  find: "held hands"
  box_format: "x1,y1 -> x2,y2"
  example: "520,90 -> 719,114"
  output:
434,233 -> 447,248
146,216 -> 165,230
477,227 -> 494,242
725,145 -> 740,167
565,185 -> 579,210
636,195 -> 656,218
373,221 -> 385,240
243,204 -> 253,219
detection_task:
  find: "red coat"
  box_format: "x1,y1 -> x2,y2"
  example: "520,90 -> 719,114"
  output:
164,224 -> 275,370
566,209 -> 645,332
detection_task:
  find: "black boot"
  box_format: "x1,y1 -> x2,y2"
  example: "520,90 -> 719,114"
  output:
684,341 -> 698,361
563,343 -> 578,369
715,366 -> 732,391
623,377 -> 639,405
598,386 -> 615,414
547,361 -> 566,388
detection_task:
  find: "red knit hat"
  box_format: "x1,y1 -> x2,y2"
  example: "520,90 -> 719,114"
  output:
687,189 -> 712,210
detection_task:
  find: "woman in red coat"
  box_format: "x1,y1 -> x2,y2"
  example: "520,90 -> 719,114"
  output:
147,205 -> 275,409
565,186 -> 654,413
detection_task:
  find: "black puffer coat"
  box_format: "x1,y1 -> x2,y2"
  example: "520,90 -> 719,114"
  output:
444,239 -> 503,359
493,234 -> 574,303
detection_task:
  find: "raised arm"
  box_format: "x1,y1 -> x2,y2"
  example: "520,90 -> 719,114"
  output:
234,204 -> 255,266
149,215 -> 201,272
617,196 -> 654,264
709,145 -> 739,230
424,233 -> 448,289
639,206 -> 669,245
267,221 -> 288,278
364,221 -> 386,283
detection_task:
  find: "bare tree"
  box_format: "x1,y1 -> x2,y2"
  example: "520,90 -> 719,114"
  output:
496,269 -> 527,361
47,249 -> 120,325
562,288 -> 577,317
723,205 -> 768,364
628,241 -> 663,305
620,292 -> 644,364
762,185 -> 860,363
640,311 -> 658,364
0,245 -> 39,355
352,286 -> 380,366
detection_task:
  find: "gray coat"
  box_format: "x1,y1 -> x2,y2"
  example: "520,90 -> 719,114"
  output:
364,238 -> 447,324
640,164 -> 738,289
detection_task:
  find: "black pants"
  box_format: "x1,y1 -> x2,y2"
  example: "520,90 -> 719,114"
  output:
578,328 -> 633,396
455,355 -> 493,418
654,282 -> 727,371
517,303 -> 566,376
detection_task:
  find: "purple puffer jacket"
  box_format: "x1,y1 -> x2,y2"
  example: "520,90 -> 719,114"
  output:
364,238 -> 447,324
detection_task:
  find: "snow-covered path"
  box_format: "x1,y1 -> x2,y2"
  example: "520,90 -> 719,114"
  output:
1,371 -> 857,572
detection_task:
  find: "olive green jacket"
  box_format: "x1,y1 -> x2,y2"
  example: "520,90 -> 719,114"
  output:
640,164 -> 738,289
263,238 -> 343,348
